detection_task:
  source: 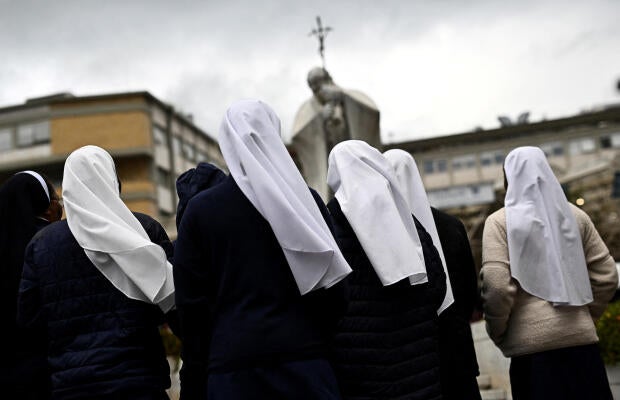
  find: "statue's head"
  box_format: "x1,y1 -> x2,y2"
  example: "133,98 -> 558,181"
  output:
307,67 -> 333,98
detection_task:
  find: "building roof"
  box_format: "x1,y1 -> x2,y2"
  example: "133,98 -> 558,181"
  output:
0,90 -> 217,143
384,104 -> 620,153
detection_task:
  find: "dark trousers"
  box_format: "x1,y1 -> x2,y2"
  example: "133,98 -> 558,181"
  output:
207,359 -> 342,400
510,343 -> 612,400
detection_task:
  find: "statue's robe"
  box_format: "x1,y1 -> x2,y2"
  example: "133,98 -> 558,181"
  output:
290,90 -> 380,200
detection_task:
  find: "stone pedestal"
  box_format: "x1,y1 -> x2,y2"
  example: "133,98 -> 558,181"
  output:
472,321 -> 512,399
606,364 -> 620,399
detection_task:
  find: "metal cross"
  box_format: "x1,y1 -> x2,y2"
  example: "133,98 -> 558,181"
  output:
309,16 -> 332,69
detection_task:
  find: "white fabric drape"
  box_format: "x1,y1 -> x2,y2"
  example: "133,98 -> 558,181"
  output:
384,149 -> 455,314
504,146 -> 592,306
219,99 -> 351,295
63,145 -> 175,312
327,140 -> 427,286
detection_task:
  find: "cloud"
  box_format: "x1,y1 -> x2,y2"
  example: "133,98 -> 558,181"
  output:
0,0 -> 618,144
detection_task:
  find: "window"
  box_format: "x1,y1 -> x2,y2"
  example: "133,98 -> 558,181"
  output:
423,159 -> 447,174
611,133 -> 620,148
153,126 -> 167,145
436,159 -> 447,173
16,121 -> 49,147
481,151 -> 504,167
540,142 -> 564,157
183,142 -> 195,161
0,128 -> 12,151
452,155 -> 476,170
196,152 -> 208,162
172,137 -> 181,155
569,138 -> 595,155
601,136 -> 612,149
156,167 -> 170,186
423,160 -> 434,174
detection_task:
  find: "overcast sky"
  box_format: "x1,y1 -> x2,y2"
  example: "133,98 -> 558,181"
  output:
1,0 -> 619,143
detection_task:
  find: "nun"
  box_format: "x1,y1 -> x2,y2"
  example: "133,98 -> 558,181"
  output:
384,149 -> 481,400
1,171 -> 61,399
481,146 -> 618,399
175,162 -> 226,229
326,140 -> 446,400
173,99 -> 351,400
17,145 -> 176,399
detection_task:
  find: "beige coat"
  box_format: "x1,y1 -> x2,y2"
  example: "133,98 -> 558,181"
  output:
481,204 -> 618,357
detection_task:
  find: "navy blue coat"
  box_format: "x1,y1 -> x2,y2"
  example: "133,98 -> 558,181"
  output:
327,199 -> 446,400
18,213 -> 174,400
432,208 -> 481,400
174,176 -> 346,399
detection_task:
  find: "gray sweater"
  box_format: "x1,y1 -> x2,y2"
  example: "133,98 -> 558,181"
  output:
481,204 -> 618,357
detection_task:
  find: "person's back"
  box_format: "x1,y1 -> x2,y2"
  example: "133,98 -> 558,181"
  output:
432,208 -> 481,400
18,212 -> 172,399
482,204 -> 616,356
328,198 -> 446,400
174,99 -> 349,400
176,176 -> 345,373
482,146 -> 617,400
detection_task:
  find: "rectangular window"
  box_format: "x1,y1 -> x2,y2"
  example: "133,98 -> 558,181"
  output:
0,128 -> 12,151
153,126 -> 167,144
611,133 -> 620,148
452,155 -> 476,170
172,137 -> 181,155
16,121 -> 49,147
196,152 -> 208,162
183,142 -> 195,161
569,138 -> 596,155
436,159 -> 447,173
541,141 -> 564,157
601,136 -> 612,149
423,160 -> 434,174
156,167 -> 170,186
481,151 -> 504,167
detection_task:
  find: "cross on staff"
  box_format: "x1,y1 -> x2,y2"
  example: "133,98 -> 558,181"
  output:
309,16 -> 332,69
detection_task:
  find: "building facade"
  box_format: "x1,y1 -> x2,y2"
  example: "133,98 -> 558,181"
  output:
0,91 -> 224,236
385,105 -> 620,261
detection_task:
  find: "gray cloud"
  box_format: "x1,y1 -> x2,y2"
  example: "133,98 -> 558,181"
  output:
1,0 -> 619,143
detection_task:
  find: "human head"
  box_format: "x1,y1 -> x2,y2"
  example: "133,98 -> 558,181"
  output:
383,149 -> 421,211
176,162 -> 226,228
307,67 -> 333,97
39,174 -> 63,222
63,145 -> 120,201
218,99 -> 352,294
503,146 -> 559,204
0,170 -> 52,275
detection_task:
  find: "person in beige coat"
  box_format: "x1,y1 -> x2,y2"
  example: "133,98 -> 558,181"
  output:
481,146 -> 618,400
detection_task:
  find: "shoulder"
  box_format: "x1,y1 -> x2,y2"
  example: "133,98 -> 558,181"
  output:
132,212 -> 157,227
132,212 -> 168,237
432,207 -> 463,230
32,219 -> 69,243
486,208 -> 505,225
568,203 -> 590,224
484,208 -> 506,236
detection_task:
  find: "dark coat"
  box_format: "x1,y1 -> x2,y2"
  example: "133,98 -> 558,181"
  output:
17,212 -> 174,400
174,176 -> 346,399
0,173 -> 51,398
431,208 -> 481,400
327,198 -> 446,400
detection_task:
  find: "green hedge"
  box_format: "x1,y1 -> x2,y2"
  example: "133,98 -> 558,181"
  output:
597,300 -> 620,365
